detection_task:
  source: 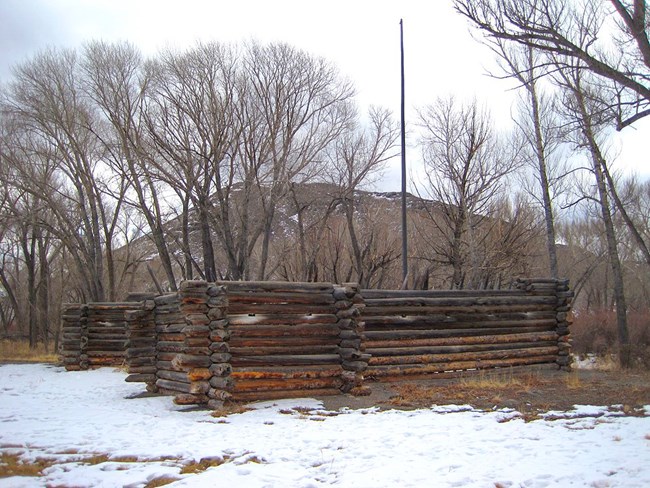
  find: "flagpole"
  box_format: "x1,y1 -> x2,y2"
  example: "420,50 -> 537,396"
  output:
400,19 -> 408,287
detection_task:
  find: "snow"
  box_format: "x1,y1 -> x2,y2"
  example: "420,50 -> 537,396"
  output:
0,364 -> 649,487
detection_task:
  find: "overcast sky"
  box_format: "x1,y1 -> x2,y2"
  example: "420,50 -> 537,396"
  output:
1,0 -> 648,189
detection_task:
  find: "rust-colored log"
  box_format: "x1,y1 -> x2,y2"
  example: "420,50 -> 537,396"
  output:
363,314 -> 556,328
367,346 -> 559,366
230,366 -> 342,380
188,368 -> 212,381
232,377 -> 343,392
174,393 -> 209,405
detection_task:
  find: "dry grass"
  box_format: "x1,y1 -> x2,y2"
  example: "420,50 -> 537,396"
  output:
0,452 -> 55,478
180,456 -> 228,474
0,340 -> 58,363
144,475 -> 182,487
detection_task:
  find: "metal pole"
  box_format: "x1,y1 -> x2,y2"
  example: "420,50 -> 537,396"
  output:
400,19 -> 408,286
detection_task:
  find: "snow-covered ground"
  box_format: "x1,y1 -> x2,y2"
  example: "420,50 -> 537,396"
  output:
1,364 -> 649,487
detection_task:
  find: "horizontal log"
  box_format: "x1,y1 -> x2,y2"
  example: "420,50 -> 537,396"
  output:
231,354 -> 341,367
156,324 -> 186,334
156,378 -> 191,394
229,336 -> 341,348
365,355 -> 558,379
364,326 -> 555,341
363,304 -> 556,315
174,393 -> 209,405
227,291 -> 335,305
227,304 -> 335,315
157,341 -> 186,353
363,313 -> 557,328
126,346 -> 156,358
231,366 -> 342,380
364,331 -> 558,349
188,368 -> 212,381
229,345 -> 339,356
125,373 -> 156,383
232,377 -> 343,392
229,388 -> 341,402
126,365 -> 157,374
361,289 -> 527,298
86,350 -> 125,357
367,346 -> 559,366
228,314 -> 338,326
365,296 -> 557,307
216,281 -> 334,293
157,370 -> 190,383
172,354 -> 211,369
229,324 -> 341,338
157,333 -> 185,342
128,356 -> 156,367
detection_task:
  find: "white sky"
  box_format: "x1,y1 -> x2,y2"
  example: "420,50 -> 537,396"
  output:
1,0 -> 648,189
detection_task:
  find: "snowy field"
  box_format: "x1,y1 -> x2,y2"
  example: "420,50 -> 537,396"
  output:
0,364 -> 649,487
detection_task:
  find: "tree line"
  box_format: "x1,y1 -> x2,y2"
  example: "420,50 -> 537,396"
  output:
0,3 -> 648,366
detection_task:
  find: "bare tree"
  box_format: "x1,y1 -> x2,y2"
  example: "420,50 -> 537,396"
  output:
417,97 -> 520,289
555,63 -> 632,366
454,0 -> 650,130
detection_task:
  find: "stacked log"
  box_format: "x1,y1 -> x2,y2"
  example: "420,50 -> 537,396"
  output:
516,278 -> 574,370
60,304 -> 87,371
362,282 -> 565,381
334,283 -> 370,395
205,284 -> 231,409
225,281 -> 344,402
154,292 -> 186,397
125,299 -> 157,388
84,303 -> 133,367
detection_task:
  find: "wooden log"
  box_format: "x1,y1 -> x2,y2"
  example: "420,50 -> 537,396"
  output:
229,336 -> 342,348
365,355 -> 558,379
229,324 -> 341,338
126,365 -> 157,374
209,376 -> 235,389
229,345 -> 338,356
125,373 -> 156,383
86,350 -> 125,357
362,304 -> 556,315
172,354 -> 211,369
189,381 -> 210,395
229,388 -> 340,402
363,315 -> 557,329
226,291 -> 335,305
157,370 -> 190,383
228,314 -> 338,326
363,326 -> 555,341
188,368 -> 212,381
126,346 -> 156,358
216,280 -> 334,293
209,363 -> 233,377
157,333 -> 185,342
367,346 -> 559,366
128,356 -> 156,367
364,331 -> 558,349
227,303 -> 335,315
361,289 -> 527,299
230,366 -> 342,380
231,354 -> 341,367
232,377 -> 343,392
174,393 -> 209,405
156,378 -> 191,393
157,341 -> 186,353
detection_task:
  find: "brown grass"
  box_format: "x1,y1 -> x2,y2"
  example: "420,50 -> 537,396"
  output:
180,456 -> 228,474
144,475 -> 182,487
0,452 -> 54,478
211,403 -> 251,418
0,340 -> 58,363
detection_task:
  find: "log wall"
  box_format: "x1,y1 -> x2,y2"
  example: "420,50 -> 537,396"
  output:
61,302 -> 135,370
361,278 -> 573,381
62,277 -> 572,406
